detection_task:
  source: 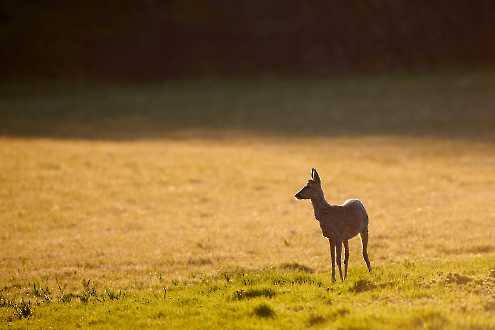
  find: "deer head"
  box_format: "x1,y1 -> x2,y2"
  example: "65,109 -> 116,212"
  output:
294,168 -> 324,200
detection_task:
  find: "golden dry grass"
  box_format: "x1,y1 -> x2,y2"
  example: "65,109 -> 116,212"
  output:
1,134 -> 494,292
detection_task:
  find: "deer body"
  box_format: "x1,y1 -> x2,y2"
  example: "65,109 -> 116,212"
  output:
312,199 -> 368,241
295,169 -> 372,281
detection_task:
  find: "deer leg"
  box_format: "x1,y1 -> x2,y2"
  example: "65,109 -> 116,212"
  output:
329,239 -> 336,282
335,239 -> 344,281
360,229 -> 372,272
343,240 -> 350,280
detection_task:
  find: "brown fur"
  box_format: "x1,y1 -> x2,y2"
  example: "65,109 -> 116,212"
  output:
295,168 -> 372,281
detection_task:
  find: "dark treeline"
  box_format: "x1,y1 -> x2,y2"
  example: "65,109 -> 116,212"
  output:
2,0 -> 495,81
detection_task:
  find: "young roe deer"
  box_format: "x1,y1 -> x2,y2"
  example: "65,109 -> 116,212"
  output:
294,168 -> 371,281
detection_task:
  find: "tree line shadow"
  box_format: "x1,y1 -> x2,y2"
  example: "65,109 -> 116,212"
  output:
1,74 -> 494,141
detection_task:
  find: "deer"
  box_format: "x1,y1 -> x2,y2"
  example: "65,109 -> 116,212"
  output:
294,168 -> 371,281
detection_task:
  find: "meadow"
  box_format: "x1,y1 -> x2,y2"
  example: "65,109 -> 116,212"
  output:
1,73 -> 495,329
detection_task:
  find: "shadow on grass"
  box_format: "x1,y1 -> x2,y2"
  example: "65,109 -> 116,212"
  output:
1,73 -> 495,141
409,311 -> 449,330
278,263 -> 314,273
349,279 -> 376,293
253,303 -> 276,318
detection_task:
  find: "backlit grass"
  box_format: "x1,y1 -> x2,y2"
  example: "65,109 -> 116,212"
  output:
1,135 -> 494,289
1,258 -> 495,329
1,74 -> 495,328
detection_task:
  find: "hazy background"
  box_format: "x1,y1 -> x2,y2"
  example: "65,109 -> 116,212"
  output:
1,1 -> 495,139
2,1 -> 495,80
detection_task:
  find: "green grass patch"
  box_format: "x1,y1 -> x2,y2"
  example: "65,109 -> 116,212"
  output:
1,256 -> 495,329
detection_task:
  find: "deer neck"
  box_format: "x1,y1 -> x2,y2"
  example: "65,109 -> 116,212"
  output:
310,193 -> 330,221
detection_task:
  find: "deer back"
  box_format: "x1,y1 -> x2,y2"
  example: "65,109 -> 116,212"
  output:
318,199 -> 368,240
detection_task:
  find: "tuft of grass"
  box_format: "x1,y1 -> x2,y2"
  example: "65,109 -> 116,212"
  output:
272,273 -> 322,287
444,273 -> 473,285
253,303 -> 276,318
104,288 -> 124,301
32,282 -> 52,303
59,293 -> 76,303
233,288 -> 275,300
292,274 -> 322,286
78,280 -> 99,303
0,295 -> 34,320
12,300 -> 33,319
0,294 -> 10,308
54,279 -> 100,304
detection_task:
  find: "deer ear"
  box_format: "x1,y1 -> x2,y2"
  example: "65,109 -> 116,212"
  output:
312,168 -> 321,184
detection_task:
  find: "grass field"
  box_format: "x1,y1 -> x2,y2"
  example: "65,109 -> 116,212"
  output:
1,73 -> 495,329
